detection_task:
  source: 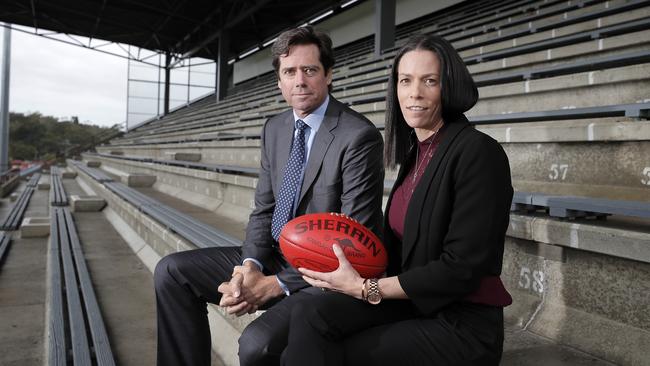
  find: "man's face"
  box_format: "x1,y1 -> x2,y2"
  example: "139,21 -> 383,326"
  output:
277,44 -> 332,118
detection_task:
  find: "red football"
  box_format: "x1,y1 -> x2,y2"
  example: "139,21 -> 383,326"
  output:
279,212 -> 387,278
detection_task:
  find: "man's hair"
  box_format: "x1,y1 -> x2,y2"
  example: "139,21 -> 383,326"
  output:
384,34 -> 478,168
271,26 -> 335,91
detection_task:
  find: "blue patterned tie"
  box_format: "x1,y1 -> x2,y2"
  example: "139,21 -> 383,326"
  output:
271,120 -> 308,241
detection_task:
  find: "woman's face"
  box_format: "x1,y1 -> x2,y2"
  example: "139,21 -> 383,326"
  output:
397,49 -> 443,139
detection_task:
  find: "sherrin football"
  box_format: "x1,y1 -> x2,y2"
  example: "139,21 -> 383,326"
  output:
279,212 -> 387,278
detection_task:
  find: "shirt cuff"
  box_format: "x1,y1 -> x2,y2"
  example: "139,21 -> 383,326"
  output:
242,258 -> 263,271
276,277 -> 291,296
243,258 -> 289,296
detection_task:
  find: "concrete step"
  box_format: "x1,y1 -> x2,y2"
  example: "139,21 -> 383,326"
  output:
72,162 -> 650,366
502,327 -> 616,366
86,158 -> 257,225
505,140 -> 650,202
0,185 -> 49,366
90,149 -> 650,220
62,179 -> 157,366
130,186 -> 247,242
0,175 -> 229,365
0,178 -> 160,365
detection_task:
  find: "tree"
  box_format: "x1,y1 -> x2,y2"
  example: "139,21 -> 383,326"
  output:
8,112 -> 114,161
10,142 -> 37,160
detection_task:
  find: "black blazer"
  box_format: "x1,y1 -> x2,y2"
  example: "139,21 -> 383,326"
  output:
385,116 -> 513,316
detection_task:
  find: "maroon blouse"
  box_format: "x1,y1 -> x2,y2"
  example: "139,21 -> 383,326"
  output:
388,129 -> 512,307
388,132 -> 441,241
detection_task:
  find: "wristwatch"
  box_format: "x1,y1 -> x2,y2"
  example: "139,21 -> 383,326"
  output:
363,278 -> 382,305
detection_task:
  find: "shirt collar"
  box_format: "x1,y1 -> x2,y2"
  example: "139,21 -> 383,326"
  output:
293,94 -> 329,132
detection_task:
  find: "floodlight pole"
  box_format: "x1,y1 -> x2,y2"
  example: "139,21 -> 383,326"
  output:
0,24 -> 11,172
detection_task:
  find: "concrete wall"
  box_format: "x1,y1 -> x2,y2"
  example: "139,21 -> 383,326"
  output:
234,0 -> 462,83
314,0 -> 460,49
87,155 -> 257,224
71,159 -> 650,366
71,164 -> 196,259
505,141 -> 650,202
503,217 -> 650,366
233,48 -> 274,85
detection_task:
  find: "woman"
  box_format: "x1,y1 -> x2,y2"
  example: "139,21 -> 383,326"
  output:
281,34 -> 513,366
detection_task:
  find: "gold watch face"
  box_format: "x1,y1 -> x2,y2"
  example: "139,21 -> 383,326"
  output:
367,292 -> 382,305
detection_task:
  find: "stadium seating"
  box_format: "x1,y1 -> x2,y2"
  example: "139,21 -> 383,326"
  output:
76,0 -> 650,364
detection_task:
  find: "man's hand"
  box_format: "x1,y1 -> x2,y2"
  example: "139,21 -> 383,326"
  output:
217,262 -> 285,317
218,273 -> 256,316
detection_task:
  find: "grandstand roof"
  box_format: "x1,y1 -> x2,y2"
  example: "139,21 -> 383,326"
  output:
0,0 -> 348,62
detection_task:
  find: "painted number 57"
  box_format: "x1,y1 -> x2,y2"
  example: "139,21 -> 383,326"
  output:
549,164 -> 569,181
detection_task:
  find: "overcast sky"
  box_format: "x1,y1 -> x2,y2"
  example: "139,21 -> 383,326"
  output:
3,28 -> 127,128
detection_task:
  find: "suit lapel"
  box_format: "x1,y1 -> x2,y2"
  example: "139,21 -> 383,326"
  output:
275,113 -> 297,191
298,99 -> 339,203
401,119 -> 470,266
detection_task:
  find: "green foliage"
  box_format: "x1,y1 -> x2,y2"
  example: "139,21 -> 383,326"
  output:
9,112 -> 116,161
11,142 -> 37,160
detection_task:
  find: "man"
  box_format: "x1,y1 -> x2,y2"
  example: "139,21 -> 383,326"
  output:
154,26 -> 384,366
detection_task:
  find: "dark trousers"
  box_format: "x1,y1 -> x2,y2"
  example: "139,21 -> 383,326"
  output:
282,291 -> 504,366
154,247 -> 323,366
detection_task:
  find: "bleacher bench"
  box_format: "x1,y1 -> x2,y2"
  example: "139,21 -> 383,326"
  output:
469,103 -> 650,124
48,207 -> 116,366
95,153 -> 260,176
0,173 -> 40,230
511,191 -> 650,219
69,160 -> 241,250
103,181 -> 241,248
0,231 -> 11,267
50,168 -> 69,206
69,161 -> 114,183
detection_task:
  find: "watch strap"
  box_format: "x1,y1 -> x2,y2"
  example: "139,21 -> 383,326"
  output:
365,278 -> 382,304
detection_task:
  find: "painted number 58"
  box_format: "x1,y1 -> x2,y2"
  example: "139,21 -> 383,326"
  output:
518,266 -> 544,294
641,167 -> 650,185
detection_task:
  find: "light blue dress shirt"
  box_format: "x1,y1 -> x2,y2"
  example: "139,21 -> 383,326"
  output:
244,95 -> 330,295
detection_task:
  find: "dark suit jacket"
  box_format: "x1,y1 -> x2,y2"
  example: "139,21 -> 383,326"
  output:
242,96 -> 385,293
385,116 -> 513,316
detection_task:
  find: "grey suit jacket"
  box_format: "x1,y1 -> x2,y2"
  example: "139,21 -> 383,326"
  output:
241,96 -> 385,293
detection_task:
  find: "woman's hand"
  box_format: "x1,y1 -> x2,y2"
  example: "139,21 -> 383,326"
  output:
299,244 -> 365,299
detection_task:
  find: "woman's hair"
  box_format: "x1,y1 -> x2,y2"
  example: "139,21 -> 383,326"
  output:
271,26 -> 334,91
384,34 -> 478,168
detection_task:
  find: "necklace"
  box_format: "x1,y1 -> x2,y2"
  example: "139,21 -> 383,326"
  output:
412,130 -> 439,183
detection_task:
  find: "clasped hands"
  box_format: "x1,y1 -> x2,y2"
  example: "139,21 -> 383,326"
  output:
217,262 -> 283,317
218,244 -> 366,316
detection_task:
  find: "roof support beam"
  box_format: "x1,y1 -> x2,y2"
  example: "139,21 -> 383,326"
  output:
141,0 -> 189,50
164,52 -> 171,114
30,0 -> 37,30
216,31 -> 230,101
89,0 -> 107,46
171,0 -> 273,66
374,0 -> 396,57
